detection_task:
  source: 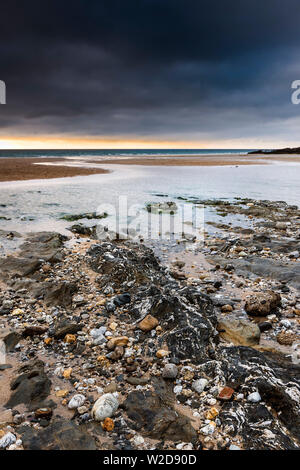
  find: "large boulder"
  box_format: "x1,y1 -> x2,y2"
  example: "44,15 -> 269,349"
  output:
217,316 -> 261,346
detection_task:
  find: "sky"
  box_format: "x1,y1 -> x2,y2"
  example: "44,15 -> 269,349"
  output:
1,0 -> 300,149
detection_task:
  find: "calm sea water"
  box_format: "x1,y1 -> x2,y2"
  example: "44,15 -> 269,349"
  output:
0,149 -> 253,158
0,160 -> 300,240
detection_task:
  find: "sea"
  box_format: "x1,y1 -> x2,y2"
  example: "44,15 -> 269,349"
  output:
0,148 -> 300,250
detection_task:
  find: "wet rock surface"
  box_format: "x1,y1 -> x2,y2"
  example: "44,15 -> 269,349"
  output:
0,197 -> 299,451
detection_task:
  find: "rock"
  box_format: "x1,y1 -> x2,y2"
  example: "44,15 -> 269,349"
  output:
68,394 -> 86,410
107,336 -> 129,350
0,330 -> 21,352
0,232 -> 66,281
276,331 -> 296,346
34,408 -> 53,419
221,304 -> 233,313
42,282 -> 77,308
101,417 -> 114,432
206,407 -> 219,420
114,293 -> 131,306
53,319 -> 82,339
109,346 -> 124,361
162,364 -> 178,379
146,202 -> 178,214
218,387 -> 234,401
170,270 -> 187,280
0,432 -> 16,449
123,389 -> 196,441
247,392 -> 262,403
90,327 -> 107,345
192,378 -> 208,394
19,418 -> 97,450
64,334 -> 76,344
104,383 -> 118,394
72,294 -> 86,306
6,359 -> 51,410
0,409 -> 13,425
276,222 -> 288,230
138,315 -> 159,332
126,376 -> 149,386
258,321 -> 273,333
217,317 -> 261,346
156,349 -> 170,359
289,251 -> 300,259
245,291 -> 281,317
22,326 -> 48,337
68,224 -> 97,237
133,435 -> 145,446
200,423 -> 215,435
91,393 -> 119,421
61,212 -> 108,221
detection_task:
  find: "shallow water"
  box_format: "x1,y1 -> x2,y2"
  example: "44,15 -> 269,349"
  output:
0,162 -> 299,238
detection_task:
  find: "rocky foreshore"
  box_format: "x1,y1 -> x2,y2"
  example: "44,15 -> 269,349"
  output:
0,198 -> 300,451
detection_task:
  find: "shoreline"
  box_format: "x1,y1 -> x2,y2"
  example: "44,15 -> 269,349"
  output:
0,158 -> 109,182
0,153 -> 300,183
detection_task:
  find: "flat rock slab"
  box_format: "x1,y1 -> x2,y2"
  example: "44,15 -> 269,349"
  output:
19,418 -> 97,450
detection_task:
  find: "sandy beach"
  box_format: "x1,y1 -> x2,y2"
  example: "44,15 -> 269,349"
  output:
0,153 -> 300,183
0,158 -> 109,182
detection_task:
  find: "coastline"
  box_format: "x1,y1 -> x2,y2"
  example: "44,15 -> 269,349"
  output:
0,157 -> 109,182
0,153 -> 300,183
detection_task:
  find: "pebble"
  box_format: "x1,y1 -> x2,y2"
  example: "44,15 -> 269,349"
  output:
192,378 -> 208,394
200,423 -> 215,435
162,363 -> 178,379
247,392 -> 261,403
174,385 -> 183,395
0,432 -> 16,449
91,393 -> 119,421
133,435 -> 145,446
68,394 -> 86,409
229,444 -> 241,450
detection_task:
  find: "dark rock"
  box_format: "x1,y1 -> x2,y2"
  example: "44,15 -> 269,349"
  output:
22,326 -> 48,337
52,318 -> 83,339
123,389 -> 196,441
258,321 -> 273,333
0,364 -> 12,371
114,293 -> 131,306
6,359 -> 51,410
19,418 -> 97,450
68,224 -> 97,237
1,330 -> 21,352
34,281 -> 77,307
0,232 -> 66,281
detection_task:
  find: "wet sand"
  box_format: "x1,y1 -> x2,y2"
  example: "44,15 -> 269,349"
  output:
0,153 -> 300,182
86,153 -> 300,166
0,158 -> 109,182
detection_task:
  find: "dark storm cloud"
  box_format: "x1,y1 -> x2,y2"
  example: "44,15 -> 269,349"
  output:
1,0 -> 300,143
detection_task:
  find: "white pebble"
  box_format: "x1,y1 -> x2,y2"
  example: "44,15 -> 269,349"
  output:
92,393 -> 119,421
0,432 -> 16,449
247,392 -> 261,403
192,378 -> 208,394
68,394 -> 86,409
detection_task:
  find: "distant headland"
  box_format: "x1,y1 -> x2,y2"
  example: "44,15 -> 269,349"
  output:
248,147 -> 300,155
